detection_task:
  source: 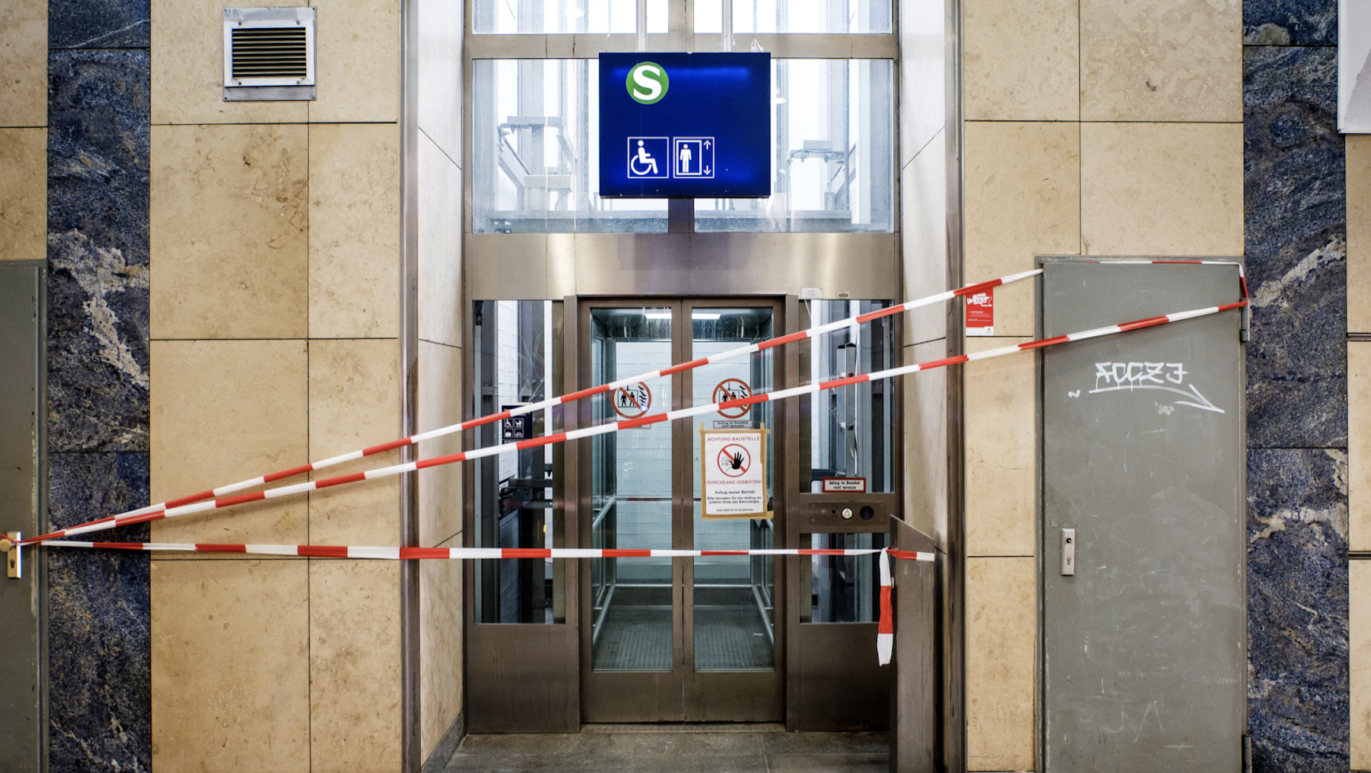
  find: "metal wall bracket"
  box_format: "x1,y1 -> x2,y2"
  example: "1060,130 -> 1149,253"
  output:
5,532 -> 20,579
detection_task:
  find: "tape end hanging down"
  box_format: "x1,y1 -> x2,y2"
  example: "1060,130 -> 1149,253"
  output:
877,549 -> 893,666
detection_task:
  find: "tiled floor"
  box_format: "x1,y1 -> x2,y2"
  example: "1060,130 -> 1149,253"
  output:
443,724 -> 888,772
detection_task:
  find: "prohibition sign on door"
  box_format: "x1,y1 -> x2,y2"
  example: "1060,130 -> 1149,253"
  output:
713,378 -> 752,419
700,427 -> 770,520
612,382 -> 652,419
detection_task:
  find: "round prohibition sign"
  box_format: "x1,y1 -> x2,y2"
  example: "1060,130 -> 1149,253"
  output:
717,443 -> 752,478
612,382 -> 652,419
713,378 -> 752,419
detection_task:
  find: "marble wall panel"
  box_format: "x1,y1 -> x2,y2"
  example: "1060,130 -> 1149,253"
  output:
149,340 -> 309,547
966,556 -> 1035,771
963,0 -> 1078,121
1243,0 -> 1336,46
309,123 -> 400,338
47,23 -> 153,773
1081,0 -> 1242,122
151,559 -> 311,773
150,0 -> 307,124
417,0 -> 464,162
310,0 -> 400,123
48,50 -> 150,454
1349,135 -> 1371,333
49,0 -> 148,49
964,121 -> 1080,338
904,340 -> 946,544
420,550 -> 463,762
47,452 -> 150,773
1244,46 -> 1346,450
309,560 -> 402,773
150,124 -> 309,339
1354,343 -> 1371,551
0,128 -> 48,259
1,0 -> 47,126
897,0 -> 945,167
900,133 -> 947,347
308,338 -> 401,546
1248,449 -> 1349,773
964,336 -> 1035,557
1353,561 -> 1371,768
418,132 -> 463,349
419,340 -> 463,548
1081,121 -> 1244,257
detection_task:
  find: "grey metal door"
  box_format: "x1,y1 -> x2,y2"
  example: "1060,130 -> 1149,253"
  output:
1040,260 -> 1245,771
0,262 -> 46,772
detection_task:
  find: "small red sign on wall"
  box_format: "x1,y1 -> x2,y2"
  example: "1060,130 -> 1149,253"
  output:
966,287 -> 993,336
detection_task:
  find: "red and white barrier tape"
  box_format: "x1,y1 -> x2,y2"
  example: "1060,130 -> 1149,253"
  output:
20,298 -> 1248,547
35,542 -> 935,562
20,270 -> 1045,546
877,550 -> 894,665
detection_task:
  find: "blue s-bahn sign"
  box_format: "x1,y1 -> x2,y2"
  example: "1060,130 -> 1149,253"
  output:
598,52 -> 772,199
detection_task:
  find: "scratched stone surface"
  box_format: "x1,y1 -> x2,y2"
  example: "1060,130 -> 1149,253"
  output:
1244,0 -> 1337,46
49,0 -> 149,49
46,39 -> 152,773
1243,45 -> 1346,450
1248,449 -> 1349,773
47,453 -> 151,773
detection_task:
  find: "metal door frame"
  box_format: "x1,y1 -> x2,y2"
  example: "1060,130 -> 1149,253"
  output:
576,295 -> 788,723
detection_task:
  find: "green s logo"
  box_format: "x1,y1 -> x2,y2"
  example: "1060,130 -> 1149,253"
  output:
626,61 -> 669,105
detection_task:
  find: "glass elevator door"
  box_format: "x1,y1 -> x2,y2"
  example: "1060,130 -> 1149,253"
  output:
579,299 -> 785,722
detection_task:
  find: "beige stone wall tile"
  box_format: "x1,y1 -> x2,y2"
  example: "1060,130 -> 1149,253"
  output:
309,338 -> 401,546
309,123 -> 400,338
965,337 -> 1036,557
1353,562 -> 1371,768
419,340 -> 463,548
966,556 -> 1035,771
151,0 -> 307,124
0,128 -> 47,259
905,340 -> 947,545
310,560 -> 402,773
899,0 -> 945,166
152,559 -> 310,773
0,0 -> 46,127
1081,122 -> 1243,256
1350,136 -> 1371,333
1353,343 -> 1371,551
964,0 -> 1079,121
420,549 -> 463,760
151,340 -> 309,547
150,124 -> 308,339
1080,0 -> 1241,122
419,133 -> 463,348
418,0 -> 463,161
309,0 -> 399,123
965,121 -> 1080,337
902,134 -> 948,345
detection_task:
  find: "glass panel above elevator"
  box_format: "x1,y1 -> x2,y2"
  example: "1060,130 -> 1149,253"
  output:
471,59 -> 894,235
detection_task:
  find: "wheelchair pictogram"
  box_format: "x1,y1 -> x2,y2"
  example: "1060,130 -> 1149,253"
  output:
627,137 -> 669,179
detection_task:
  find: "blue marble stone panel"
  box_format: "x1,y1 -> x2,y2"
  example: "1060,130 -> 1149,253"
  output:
1244,0 -> 1337,46
47,50 -> 149,453
1244,46 -> 1346,450
46,452 -> 150,773
49,0 -> 150,50
1248,448 -> 1348,773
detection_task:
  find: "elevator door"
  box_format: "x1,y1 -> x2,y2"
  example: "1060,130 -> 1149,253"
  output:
579,299 -> 785,722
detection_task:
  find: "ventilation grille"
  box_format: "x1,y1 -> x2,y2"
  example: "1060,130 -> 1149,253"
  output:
223,7 -> 315,94
230,27 -> 307,80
